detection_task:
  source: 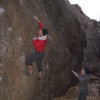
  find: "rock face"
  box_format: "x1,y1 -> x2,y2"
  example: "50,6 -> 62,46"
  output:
66,1 -> 100,76
71,4 -> 100,61
0,0 -> 86,100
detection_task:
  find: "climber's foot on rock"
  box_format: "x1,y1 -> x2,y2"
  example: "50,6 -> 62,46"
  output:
24,71 -> 33,77
38,71 -> 43,80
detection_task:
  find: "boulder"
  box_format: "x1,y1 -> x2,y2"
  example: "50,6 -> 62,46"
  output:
0,0 -> 86,99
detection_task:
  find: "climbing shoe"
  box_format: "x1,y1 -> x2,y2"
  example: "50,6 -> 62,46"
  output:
24,71 -> 33,77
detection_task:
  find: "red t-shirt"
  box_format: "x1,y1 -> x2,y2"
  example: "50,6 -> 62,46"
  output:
33,21 -> 48,52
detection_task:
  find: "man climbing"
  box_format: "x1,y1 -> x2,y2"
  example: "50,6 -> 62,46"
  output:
72,68 -> 88,100
25,16 -> 48,80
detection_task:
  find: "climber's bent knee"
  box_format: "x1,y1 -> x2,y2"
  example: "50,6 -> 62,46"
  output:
37,63 -> 43,72
35,52 -> 44,72
25,53 -> 35,65
25,60 -> 32,65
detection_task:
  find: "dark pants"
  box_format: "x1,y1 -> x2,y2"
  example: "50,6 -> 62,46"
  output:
25,52 -> 44,72
78,92 -> 87,100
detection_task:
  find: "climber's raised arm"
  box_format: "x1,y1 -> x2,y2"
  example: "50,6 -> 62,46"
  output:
34,16 -> 40,22
72,71 -> 78,77
34,16 -> 43,30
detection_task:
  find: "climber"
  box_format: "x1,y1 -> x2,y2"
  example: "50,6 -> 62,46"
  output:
72,68 -> 88,100
25,16 -> 48,80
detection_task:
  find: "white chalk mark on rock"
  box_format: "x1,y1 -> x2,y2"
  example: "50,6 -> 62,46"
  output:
48,36 -> 51,40
46,62 -> 49,69
20,0 -> 24,6
17,37 -> 22,41
20,37 -> 22,41
0,76 -> 2,82
0,7 -> 5,16
8,27 -> 13,32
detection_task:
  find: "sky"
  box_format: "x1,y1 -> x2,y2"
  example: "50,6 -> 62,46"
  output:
69,0 -> 100,21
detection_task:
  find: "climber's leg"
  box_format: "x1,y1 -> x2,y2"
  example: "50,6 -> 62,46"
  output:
78,92 -> 82,100
36,59 -> 43,80
82,93 -> 86,100
38,71 -> 43,80
36,52 -> 44,80
25,52 -> 35,76
28,65 -> 33,74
